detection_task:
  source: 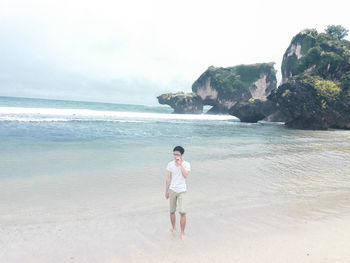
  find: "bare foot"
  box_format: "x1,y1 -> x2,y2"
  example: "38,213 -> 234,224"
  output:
171,228 -> 176,233
181,233 -> 186,240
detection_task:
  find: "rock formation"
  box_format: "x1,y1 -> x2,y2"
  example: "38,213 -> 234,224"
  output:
270,28 -> 350,129
157,92 -> 203,114
157,63 -> 277,114
192,63 -> 277,114
228,98 -> 286,123
230,27 -> 350,130
157,25 -> 350,130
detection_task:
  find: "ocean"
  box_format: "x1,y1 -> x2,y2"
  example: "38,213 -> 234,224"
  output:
1,95 -> 350,262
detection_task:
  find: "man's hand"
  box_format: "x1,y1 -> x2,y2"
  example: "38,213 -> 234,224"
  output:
165,191 -> 169,199
175,158 -> 183,166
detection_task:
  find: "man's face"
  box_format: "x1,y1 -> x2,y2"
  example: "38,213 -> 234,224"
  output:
173,151 -> 182,161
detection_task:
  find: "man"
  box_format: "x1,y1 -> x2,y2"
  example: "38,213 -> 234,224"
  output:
165,146 -> 191,240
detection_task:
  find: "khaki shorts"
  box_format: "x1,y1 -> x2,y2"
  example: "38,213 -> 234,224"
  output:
169,189 -> 187,214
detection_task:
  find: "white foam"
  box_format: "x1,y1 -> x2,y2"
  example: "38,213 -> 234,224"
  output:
0,116 -> 146,123
0,117 -> 70,122
0,106 -> 238,121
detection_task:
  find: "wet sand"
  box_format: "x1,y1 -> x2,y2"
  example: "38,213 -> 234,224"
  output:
1,133 -> 350,262
1,202 -> 350,263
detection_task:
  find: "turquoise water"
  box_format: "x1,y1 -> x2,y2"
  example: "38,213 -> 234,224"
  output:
0,95 -> 270,178
0,96 -> 174,113
0,96 -> 239,179
0,95 -> 350,226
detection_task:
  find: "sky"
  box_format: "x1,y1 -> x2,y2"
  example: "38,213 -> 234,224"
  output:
0,0 -> 349,106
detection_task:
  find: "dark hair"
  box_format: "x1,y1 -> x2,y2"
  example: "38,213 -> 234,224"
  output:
173,146 -> 185,155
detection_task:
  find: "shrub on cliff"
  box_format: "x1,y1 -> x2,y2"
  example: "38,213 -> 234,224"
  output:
325,25 -> 349,41
268,73 -> 349,129
275,25 -> 350,129
192,63 -> 276,97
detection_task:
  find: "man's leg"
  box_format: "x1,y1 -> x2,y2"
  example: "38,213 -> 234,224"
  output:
170,212 -> 176,232
178,191 -> 187,240
180,213 -> 186,240
169,190 -> 177,232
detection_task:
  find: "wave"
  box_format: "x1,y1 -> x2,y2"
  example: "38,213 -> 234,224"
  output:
0,106 -> 238,122
0,116 -> 147,123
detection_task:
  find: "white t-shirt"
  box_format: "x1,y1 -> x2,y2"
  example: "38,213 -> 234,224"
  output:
166,160 -> 191,193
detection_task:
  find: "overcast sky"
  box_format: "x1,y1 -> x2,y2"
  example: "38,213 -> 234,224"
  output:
0,0 -> 349,105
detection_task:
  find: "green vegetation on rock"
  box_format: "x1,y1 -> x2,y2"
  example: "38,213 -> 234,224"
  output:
314,79 -> 341,100
283,26 -> 350,85
300,32 -> 317,55
274,25 -> 350,129
282,89 -> 291,97
161,92 -> 197,100
325,25 -> 349,41
296,74 -> 341,100
192,63 -> 276,96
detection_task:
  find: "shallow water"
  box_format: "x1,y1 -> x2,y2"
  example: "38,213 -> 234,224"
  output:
1,96 -> 350,262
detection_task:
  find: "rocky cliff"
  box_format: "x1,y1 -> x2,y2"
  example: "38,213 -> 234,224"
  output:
228,98 -> 286,123
157,92 -> 203,114
230,27 -> 350,130
157,63 -> 277,114
192,63 -> 277,114
271,28 -> 350,129
281,29 -> 318,83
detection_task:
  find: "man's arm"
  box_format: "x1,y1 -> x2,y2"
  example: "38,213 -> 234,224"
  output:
180,163 -> 190,178
165,171 -> 171,199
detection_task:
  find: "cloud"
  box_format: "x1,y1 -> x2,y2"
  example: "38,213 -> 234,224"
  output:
0,0 -> 349,105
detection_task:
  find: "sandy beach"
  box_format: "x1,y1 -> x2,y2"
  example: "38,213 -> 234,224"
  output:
1,154 -> 350,263
1,203 -> 350,263
1,164 -> 350,263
